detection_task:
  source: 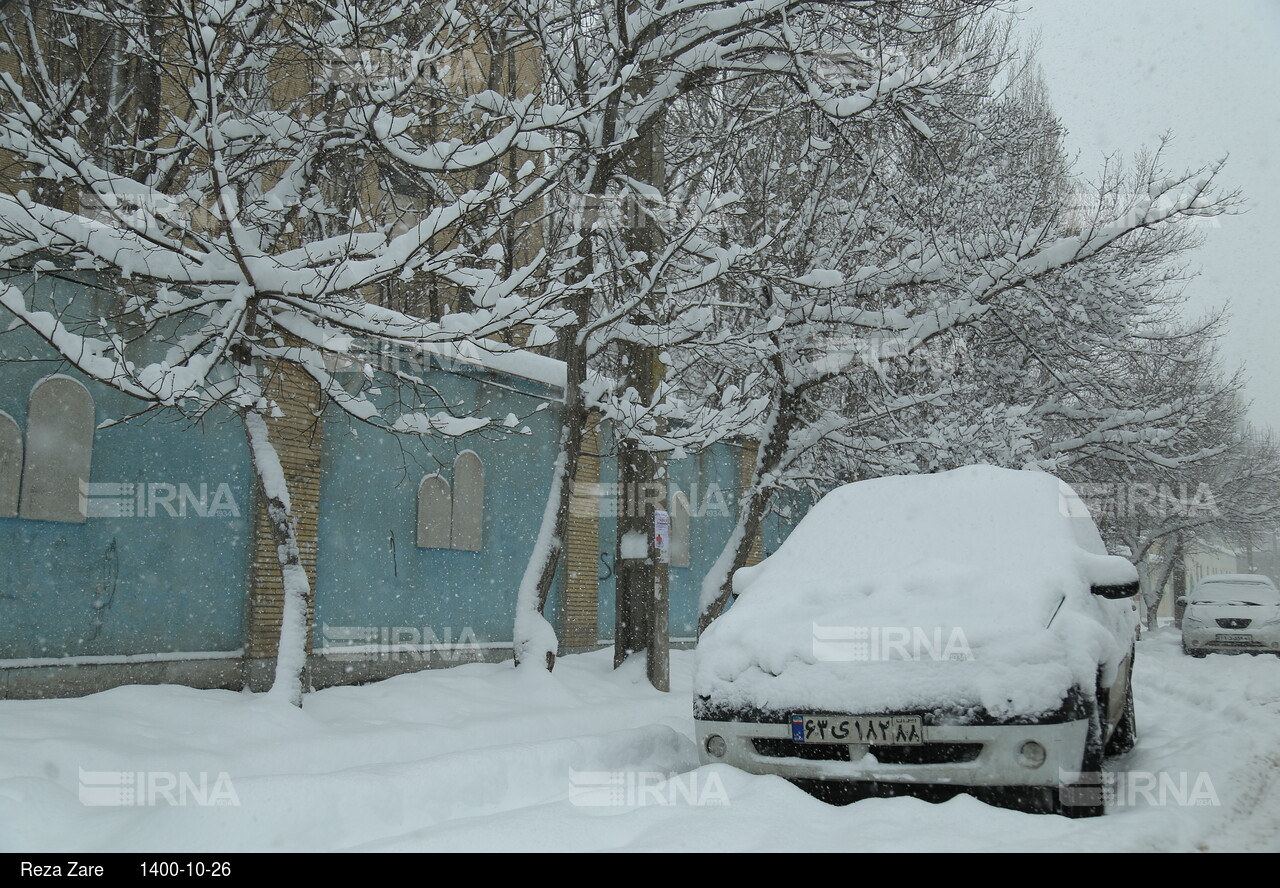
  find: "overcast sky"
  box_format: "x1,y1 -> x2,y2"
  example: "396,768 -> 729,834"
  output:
1014,0 -> 1280,432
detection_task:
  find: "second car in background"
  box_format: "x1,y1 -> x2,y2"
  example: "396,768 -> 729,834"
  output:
1180,574 -> 1280,657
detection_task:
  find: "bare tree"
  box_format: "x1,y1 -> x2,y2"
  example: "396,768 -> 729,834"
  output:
507,0 -> 1004,678
686,38 -> 1236,633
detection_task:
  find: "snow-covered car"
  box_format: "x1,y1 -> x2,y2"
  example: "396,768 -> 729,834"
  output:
694,465 -> 1141,817
1179,574 -> 1280,657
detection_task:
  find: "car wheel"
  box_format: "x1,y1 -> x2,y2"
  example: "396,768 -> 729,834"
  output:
1051,698 -> 1106,818
1105,680 -> 1137,757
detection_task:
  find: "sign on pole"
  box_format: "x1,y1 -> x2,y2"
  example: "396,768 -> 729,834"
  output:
654,508 -> 670,564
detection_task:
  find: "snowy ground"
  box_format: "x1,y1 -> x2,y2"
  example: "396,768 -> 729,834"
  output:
1,625 -> 1277,852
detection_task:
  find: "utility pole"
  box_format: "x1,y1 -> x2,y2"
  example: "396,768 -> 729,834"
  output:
613,75 -> 669,691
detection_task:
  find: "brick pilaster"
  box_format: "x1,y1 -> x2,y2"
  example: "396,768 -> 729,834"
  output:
560,412 -> 602,648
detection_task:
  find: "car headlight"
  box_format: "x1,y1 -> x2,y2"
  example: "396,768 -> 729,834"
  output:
1017,741 -> 1047,769
705,734 -> 727,759
1255,609 -> 1280,626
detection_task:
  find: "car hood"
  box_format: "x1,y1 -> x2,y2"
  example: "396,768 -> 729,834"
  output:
695,611 -> 1124,719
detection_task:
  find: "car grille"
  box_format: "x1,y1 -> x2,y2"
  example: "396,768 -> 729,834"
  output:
869,743 -> 983,765
752,739 -> 850,761
1217,618 -> 1251,629
751,739 -> 982,765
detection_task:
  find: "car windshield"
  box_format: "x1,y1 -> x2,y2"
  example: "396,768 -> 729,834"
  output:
1190,583 -> 1280,606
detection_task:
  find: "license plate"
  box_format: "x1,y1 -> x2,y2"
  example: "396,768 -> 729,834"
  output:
791,714 -> 924,745
1216,633 -> 1253,642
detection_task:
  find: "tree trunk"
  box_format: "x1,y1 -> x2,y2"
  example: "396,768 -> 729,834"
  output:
512,323 -> 590,671
1171,543 -> 1188,629
612,93 -> 670,689
511,140 -> 613,670
614,431 -> 669,690
242,411 -> 311,706
1146,531 -> 1183,630
513,450 -> 568,672
697,400 -> 788,636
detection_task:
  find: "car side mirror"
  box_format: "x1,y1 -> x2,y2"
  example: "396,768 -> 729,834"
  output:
1091,581 -> 1139,600
1176,596 -> 1188,606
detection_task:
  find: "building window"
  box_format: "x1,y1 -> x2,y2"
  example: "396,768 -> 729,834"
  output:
416,452 -> 486,550
20,375 -> 94,524
417,474 -> 452,548
0,410 -> 21,518
451,451 -> 484,551
669,490 -> 691,568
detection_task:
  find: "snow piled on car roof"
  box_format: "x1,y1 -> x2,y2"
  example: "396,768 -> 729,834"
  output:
696,465 -> 1139,719
1194,573 -> 1276,587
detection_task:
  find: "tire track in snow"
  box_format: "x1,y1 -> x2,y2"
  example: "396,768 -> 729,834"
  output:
1126,628 -> 1280,851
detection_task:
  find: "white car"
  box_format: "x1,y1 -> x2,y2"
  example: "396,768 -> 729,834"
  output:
1180,574 -> 1280,657
694,465 -> 1141,817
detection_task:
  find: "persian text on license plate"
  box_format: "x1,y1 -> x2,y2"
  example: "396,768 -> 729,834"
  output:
791,714 -> 924,745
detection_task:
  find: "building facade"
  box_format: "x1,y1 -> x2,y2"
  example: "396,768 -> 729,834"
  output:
0,270 -> 776,698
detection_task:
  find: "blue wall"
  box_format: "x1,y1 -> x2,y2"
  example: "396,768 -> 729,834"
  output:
0,270 -> 804,666
0,272 -> 252,660
314,358 -> 565,648
595,441 -> 748,641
